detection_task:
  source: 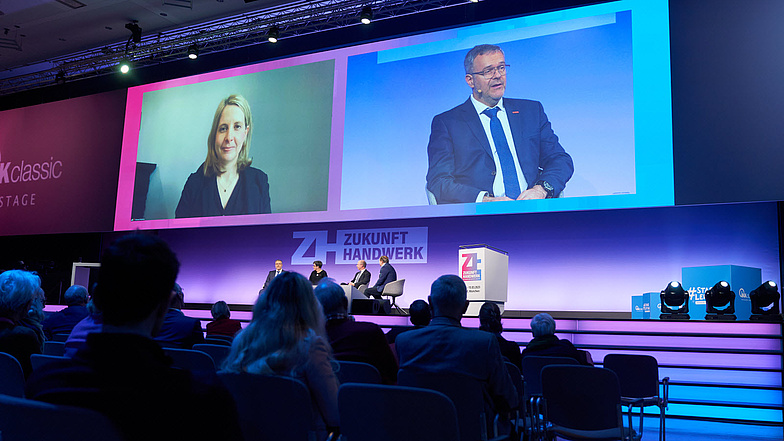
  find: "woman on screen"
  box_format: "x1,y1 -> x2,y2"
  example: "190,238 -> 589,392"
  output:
175,94 -> 271,218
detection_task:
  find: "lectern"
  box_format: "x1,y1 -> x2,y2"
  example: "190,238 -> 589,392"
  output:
458,244 -> 508,316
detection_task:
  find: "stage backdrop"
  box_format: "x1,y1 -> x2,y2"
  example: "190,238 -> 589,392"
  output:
160,202 -> 780,313
0,90 -> 126,236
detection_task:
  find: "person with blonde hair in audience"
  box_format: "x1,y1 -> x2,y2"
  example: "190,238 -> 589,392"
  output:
0,269 -> 43,377
222,271 -> 340,437
206,300 -> 242,337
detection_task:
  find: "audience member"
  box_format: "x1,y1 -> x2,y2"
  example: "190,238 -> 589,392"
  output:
309,260 -> 329,285
314,280 -> 398,384
19,284 -> 46,351
385,299 -> 431,344
479,302 -> 522,370
222,271 -> 340,438
0,270 -> 43,377
42,284 -> 90,340
206,300 -> 242,337
521,313 -> 592,365
154,283 -> 205,349
25,233 -> 242,441
396,275 -> 518,414
63,299 -> 103,358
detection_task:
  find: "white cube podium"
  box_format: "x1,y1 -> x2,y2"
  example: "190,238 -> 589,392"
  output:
458,244 -> 508,316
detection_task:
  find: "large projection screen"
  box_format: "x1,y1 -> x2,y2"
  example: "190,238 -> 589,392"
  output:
115,0 -> 673,231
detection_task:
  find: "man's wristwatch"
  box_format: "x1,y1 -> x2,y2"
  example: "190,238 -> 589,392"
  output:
535,180 -> 554,198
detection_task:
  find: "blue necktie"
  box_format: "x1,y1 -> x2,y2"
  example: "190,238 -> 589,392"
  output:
482,107 -> 520,199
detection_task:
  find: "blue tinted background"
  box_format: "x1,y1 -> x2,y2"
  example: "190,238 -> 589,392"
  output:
343,10 -> 637,209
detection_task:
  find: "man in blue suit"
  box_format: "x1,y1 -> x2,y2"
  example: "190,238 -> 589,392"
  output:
426,44 -> 574,204
363,256 -> 397,300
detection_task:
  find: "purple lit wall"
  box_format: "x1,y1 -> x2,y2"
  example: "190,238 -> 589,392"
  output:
160,202 -> 779,312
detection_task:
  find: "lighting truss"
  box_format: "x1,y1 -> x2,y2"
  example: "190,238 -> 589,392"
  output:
0,0 -> 477,96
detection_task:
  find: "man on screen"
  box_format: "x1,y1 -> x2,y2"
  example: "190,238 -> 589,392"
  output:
426,44 -> 574,204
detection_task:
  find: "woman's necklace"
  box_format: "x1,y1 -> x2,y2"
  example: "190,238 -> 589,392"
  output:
217,172 -> 239,193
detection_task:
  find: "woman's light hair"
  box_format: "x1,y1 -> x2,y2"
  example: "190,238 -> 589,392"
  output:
221,271 -> 329,374
0,270 -> 41,319
203,94 -> 253,177
530,312 -> 556,338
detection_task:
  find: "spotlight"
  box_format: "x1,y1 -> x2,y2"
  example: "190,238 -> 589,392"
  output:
118,58 -> 132,74
267,26 -> 280,43
54,70 -> 66,85
187,44 -> 199,60
360,6 -> 373,25
705,280 -> 736,321
660,281 -> 690,320
750,281 -> 782,322
125,22 -> 142,44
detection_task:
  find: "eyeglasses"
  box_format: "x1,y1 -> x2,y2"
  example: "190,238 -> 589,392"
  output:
469,64 -> 509,79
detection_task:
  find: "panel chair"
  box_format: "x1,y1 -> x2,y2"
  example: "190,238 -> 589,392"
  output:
0,352 -> 26,398
505,362 -> 525,441
51,333 -> 71,342
163,347 -> 216,372
541,365 -> 633,441
603,354 -> 669,441
193,343 -> 231,369
521,356 -> 579,441
30,354 -> 68,372
205,336 -> 233,346
398,370 -> 507,441
336,360 -> 382,385
381,279 -> 406,315
43,340 -> 66,356
339,383 -> 460,441
218,372 -> 331,441
0,394 -> 124,441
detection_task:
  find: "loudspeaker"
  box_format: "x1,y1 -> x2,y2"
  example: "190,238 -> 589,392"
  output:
351,299 -> 391,315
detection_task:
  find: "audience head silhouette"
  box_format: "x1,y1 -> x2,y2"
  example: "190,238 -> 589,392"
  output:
170,283 -> 184,309
63,284 -> 89,306
428,275 -> 468,320
530,312 -> 556,337
211,300 -> 231,320
314,280 -> 347,316
479,301 -> 503,334
91,233 -> 179,332
408,299 -> 431,326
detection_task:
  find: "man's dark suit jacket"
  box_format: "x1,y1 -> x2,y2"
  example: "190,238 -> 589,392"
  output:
325,317 -> 398,384
262,269 -> 280,290
426,98 -> 574,204
370,264 -> 396,292
350,269 -> 371,288
396,316 -> 518,413
42,305 -> 89,340
154,309 -> 204,349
